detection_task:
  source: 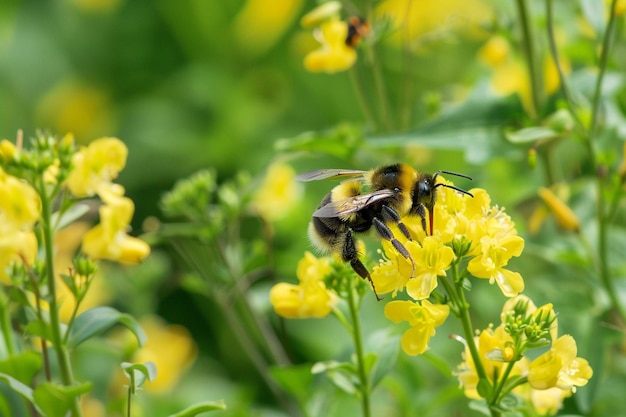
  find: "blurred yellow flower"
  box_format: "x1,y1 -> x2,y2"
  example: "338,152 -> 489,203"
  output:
304,17 -> 357,73
36,81 -> 115,140
54,222 -> 112,322
252,162 -> 302,221
0,139 -> 17,162
82,184 -> 150,264
270,251 -> 337,318
133,316 -> 197,393
0,168 -> 41,283
384,299 -> 449,355
66,137 -> 128,197
538,187 -> 580,232
528,334 -> 593,391
234,0 -> 303,56
377,0 -> 493,45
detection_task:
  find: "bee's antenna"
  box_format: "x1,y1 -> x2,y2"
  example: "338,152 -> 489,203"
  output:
432,170 -> 474,198
433,170 -> 473,181
433,183 -> 474,198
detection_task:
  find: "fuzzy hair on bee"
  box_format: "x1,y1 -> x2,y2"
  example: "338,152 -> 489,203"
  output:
297,163 -> 473,300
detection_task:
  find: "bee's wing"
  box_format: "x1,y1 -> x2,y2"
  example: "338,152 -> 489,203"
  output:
313,189 -> 396,218
296,169 -> 367,182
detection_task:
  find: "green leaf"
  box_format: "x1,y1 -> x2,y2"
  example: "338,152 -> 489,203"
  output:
0,372 -> 36,404
67,306 -> 146,348
274,123 -> 363,159
367,91 -> 522,163
476,377 -> 493,399
364,329 -> 400,388
33,382 -> 91,417
270,365 -> 314,406
504,126 -> 560,144
311,361 -> 357,395
167,400 -> 227,417
121,361 -> 157,393
52,203 -> 90,231
0,352 -> 42,385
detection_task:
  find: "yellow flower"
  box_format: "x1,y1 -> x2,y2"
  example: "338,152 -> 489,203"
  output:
478,35 -> 510,67
513,359 -> 572,415
234,0 -> 303,56
270,252 -> 337,318
252,162 -> 302,221
66,137 -> 128,197
0,169 -> 41,283
132,316 -> 197,393
0,139 -> 17,162
538,187 -> 580,232
456,324 -> 517,398
467,235 -> 525,297
528,335 -> 593,391
82,184 -> 150,264
304,17 -> 357,73
405,236 -> 454,300
377,0 -> 492,45
384,299 -> 449,355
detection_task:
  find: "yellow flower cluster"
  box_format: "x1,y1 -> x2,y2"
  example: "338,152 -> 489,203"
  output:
0,167 -> 40,283
367,181 -> 524,355
457,295 -> 593,415
270,251 -> 337,318
68,138 -> 150,263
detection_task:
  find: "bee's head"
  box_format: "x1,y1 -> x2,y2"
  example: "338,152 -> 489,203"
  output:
411,174 -> 437,213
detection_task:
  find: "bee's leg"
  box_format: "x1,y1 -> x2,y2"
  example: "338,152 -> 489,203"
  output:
343,230 -> 382,301
414,203 -> 429,235
372,217 -> 416,278
381,205 -> 411,240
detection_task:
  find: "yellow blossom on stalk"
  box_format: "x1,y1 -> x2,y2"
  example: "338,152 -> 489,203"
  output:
0,168 -> 41,283
467,235 -> 525,297
538,187 -> 580,232
66,137 -> 127,197
405,236 -> 454,300
0,139 -> 17,161
132,316 -> 197,393
252,162 -> 302,221
270,252 -> 337,318
304,17 -> 357,73
528,335 -> 593,391
82,184 -> 150,264
456,324 -> 517,398
384,299 -> 449,355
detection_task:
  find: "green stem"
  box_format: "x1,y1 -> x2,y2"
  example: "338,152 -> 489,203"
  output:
127,385 -> 132,417
349,68 -> 378,132
449,264 -> 487,381
346,279 -> 371,417
39,182 -> 82,417
0,292 -> 15,356
591,0 -> 626,324
590,0 -> 619,139
364,43 -> 394,132
545,0 -> 586,133
489,360 -> 515,406
515,0 -> 542,120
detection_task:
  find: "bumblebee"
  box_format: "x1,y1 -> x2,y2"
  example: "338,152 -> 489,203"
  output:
345,16 -> 370,47
298,163 -> 473,300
